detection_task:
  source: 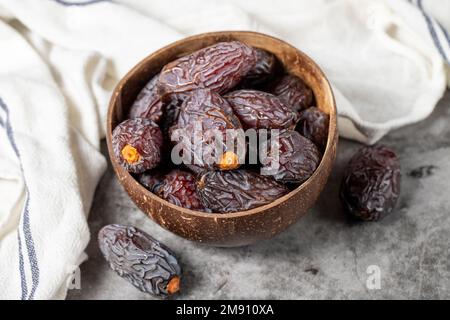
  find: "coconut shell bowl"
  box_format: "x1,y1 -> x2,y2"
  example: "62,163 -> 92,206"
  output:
106,31 -> 338,247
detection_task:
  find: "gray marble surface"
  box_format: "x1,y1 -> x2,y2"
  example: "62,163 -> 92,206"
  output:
67,91 -> 450,300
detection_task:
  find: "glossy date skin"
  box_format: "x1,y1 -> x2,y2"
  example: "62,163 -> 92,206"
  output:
262,130 -> 320,184
154,169 -> 207,211
196,170 -> 289,213
240,48 -> 277,88
112,118 -> 163,173
158,41 -> 256,99
271,74 -> 313,114
128,74 -> 164,123
173,89 -> 243,170
225,89 -> 297,130
340,145 -> 401,221
98,224 -> 181,298
296,107 -> 329,151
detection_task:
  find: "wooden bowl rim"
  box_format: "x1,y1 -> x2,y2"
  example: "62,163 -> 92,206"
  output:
107,30 -> 337,220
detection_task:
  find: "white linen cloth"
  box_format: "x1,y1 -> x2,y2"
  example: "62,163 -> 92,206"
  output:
0,0 -> 448,299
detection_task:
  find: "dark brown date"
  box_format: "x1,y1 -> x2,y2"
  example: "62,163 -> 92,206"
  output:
112,118 -> 163,173
261,130 -> 320,184
225,89 -> 297,130
154,169 -> 207,211
196,170 -> 289,213
158,41 -> 256,98
271,74 -> 313,114
128,74 -> 164,123
177,89 -> 240,129
340,145 -> 401,221
98,224 -> 181,298
296,107 -> 329,151
239,48 -> 277,88
172,89 -> 244,170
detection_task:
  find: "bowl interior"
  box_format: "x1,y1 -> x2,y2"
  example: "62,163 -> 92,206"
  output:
108,31 -> 337,219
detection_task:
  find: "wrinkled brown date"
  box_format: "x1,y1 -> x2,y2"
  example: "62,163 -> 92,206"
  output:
196,170 -> 289,213
112,118 -> 163,173
296,107 -> 329,151
340,145 -> 401,221
128,74 -> 164,123
239,48 -> 277,88
262,130 -> 320,184
177,89 -> 240,129
271,74 -> 313,114
98,224 -> 182,298
154,169 -> 207,211
225,90 -> 297,130
158,41 -> 256,99
173,89 -> 244,170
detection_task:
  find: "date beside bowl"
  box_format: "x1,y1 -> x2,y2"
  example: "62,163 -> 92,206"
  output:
106,31 -> 338,247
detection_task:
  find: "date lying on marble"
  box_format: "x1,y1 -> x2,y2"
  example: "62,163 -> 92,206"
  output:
340,145 -> 401,221
98,224 -> 182,298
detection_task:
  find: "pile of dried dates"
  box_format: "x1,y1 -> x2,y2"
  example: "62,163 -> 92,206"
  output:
112,41 -> 330,213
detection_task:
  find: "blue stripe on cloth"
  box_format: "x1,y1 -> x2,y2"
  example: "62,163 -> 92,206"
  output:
0,97 -> 40,300
417,0 -> 450,63
22,194 -> 39,299
17,233 -> 28,299
52,0 -> 111,6
0,100 -> 20,157
0,116 -> 4,127
437,22 -> 450,46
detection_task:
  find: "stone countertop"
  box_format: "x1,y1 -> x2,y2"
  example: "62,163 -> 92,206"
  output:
67,91 -> 450,300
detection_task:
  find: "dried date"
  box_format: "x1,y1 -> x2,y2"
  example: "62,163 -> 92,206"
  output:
158,41 -> 256,98
196,170 -> 289,213
98,224 -> 182,298
225,89 -> 297,130
296,107 -> 329,151
176,89 -> 240,129
340,145 -> 401,221
128,74 -> 164,123
112,118 -> 163,173
172,89 -> 244,170
271,74 -> 313,114
154,169 -> 207,211
261,130 -> 320,184
240,48 -> 277,88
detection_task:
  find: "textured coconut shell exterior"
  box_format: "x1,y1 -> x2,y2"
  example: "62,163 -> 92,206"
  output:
106,31 -> 338,247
